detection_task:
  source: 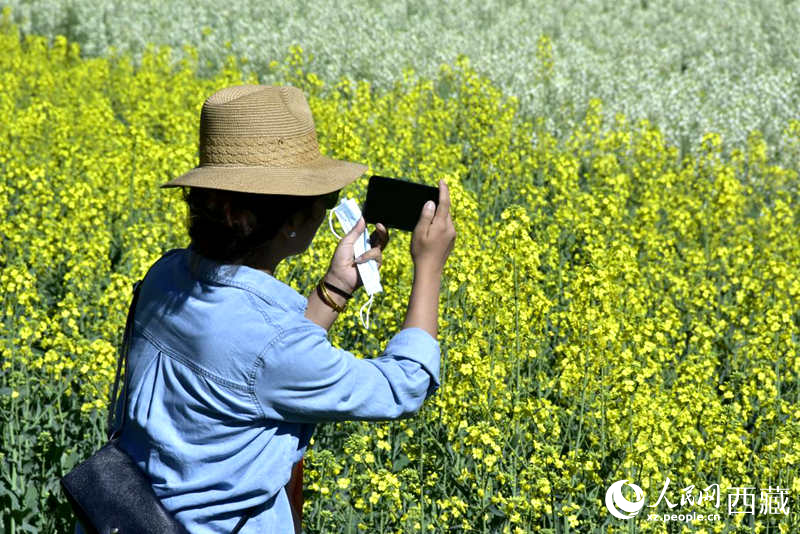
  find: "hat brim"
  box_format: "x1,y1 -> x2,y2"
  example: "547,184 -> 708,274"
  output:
160,155 -> 368,196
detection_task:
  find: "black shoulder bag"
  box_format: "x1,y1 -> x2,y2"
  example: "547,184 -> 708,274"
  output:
60,276 -> 255,534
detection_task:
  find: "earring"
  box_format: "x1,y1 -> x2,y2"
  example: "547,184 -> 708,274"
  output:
289,231 -> 296,238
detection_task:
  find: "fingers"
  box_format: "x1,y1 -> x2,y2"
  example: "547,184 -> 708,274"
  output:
369,223 -> 390,250
355,223 -> 388,266
355,247 -> 383,266
344,216 -> 365,242
416,199 -> 436,233
434,179 -> 450,223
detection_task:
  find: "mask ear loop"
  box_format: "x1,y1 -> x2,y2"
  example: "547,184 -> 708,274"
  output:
329,209 -> 343,240
360,295 -> 373,330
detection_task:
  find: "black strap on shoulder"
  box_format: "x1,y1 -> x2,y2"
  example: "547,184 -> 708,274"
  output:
107,278 -> 143,440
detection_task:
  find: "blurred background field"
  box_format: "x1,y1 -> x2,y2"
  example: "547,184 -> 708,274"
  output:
4,0 -> 800,165
0,3 -> 798,534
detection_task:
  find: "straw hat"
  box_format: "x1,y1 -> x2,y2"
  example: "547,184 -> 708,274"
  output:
160,85 -> 367,195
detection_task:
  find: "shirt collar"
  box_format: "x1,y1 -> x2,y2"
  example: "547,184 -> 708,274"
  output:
184,243 -> 308,315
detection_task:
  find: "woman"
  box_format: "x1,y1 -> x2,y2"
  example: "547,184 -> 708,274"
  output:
78,85 -> 456,534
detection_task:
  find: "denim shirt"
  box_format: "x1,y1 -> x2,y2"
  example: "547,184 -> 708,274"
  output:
75,245 -> 440,534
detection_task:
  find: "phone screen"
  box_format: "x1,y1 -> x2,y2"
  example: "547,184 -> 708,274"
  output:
362,175 -> 439,232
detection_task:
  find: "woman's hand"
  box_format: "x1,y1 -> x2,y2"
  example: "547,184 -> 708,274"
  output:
325,217 -> 389,294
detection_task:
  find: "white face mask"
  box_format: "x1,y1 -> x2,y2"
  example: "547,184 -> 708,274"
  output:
328,197 -> 383,330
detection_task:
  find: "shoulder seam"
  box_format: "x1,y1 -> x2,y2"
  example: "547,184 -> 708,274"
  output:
245,291 -> 285,420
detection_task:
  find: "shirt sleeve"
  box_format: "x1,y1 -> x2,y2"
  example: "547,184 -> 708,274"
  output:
254,318 -> 441,423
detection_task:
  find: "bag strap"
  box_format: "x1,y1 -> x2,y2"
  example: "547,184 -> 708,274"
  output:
105,258 -> 258,533
107,278 -> 143,440
232,512 -> 251,534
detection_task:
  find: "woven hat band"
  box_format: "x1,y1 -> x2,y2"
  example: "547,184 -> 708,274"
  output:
199,130 -> 321,167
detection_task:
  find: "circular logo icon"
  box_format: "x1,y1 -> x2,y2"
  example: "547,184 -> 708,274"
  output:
605,479 -> 646,519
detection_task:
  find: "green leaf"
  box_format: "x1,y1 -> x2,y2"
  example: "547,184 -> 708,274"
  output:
393,455 -> 410,470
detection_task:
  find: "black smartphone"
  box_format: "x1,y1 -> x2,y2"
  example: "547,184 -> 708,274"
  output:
362,175 -> 439,232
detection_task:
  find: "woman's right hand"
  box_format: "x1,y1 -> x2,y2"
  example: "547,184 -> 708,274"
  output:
411,179 -> 457,275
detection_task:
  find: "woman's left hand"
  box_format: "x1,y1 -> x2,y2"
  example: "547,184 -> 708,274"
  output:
326,217 -> 389,294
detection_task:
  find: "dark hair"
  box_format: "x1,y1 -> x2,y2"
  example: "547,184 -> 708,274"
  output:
182,187 -> 323,265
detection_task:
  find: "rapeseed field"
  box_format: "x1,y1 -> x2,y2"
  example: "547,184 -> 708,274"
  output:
5,0 -> 800,159
0,7 -> 798,534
